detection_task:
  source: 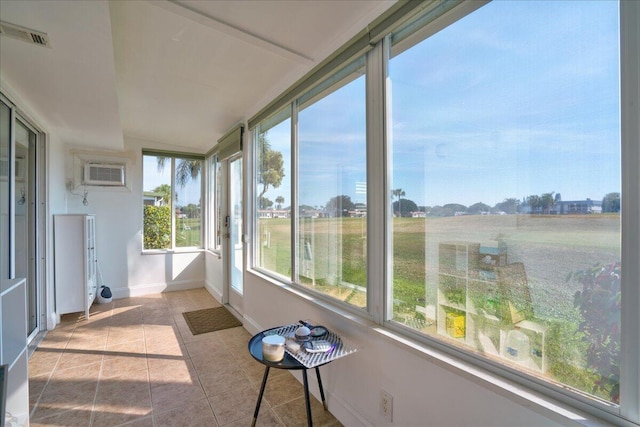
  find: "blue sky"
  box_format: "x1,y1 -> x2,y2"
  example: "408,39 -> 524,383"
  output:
262,1 -> 620,209
143,155 -> 202,207
389,0 -> 620,207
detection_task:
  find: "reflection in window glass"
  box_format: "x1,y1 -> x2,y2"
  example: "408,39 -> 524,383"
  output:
255,108 -> 291,278
175,157 -> 202,248
0,101 -> 9,278
389,1 -> 621,404
297,58 -> 367,308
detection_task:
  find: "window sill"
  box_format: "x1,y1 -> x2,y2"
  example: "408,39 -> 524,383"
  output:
204,249 -> 222,258
141,248 -> 204,255
371,327 -> 623,427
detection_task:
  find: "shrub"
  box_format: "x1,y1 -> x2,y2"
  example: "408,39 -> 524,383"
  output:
143,205 -> 171,249
568,261 -> 621,403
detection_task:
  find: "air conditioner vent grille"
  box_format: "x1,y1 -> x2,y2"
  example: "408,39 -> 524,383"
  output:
83,163 -> 125,186
0,20 -> 51,48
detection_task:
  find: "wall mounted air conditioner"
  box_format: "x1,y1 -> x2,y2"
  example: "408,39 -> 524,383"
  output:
83,163 -> 126,186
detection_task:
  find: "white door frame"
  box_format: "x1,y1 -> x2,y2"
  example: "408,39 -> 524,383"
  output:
223,153 -> 243,316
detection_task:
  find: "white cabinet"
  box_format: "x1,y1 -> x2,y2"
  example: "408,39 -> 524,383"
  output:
54,214 -> 97,319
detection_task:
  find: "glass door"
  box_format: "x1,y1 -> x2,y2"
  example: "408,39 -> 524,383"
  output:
14,119 -> 39,337
1,100 -> 10,280
226,155 -> 243,314
1,95 -> 45,341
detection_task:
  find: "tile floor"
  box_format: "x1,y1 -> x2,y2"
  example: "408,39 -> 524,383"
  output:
28,289 -> 342,427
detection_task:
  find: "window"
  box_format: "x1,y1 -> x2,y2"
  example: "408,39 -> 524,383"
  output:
389,0 -> 622,409
143,152 -> 203,250
249,1 -> 638,423
0,100 -> 10,278
252,59 -> 368,309
296,58 -> 367,307
254,107 -> 291,279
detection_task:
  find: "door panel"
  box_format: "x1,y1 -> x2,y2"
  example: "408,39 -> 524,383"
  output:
227,155 -> 243,314
15,119 -> 38,336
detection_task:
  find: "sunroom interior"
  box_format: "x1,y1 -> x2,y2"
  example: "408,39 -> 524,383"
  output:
1,1 -> 639,426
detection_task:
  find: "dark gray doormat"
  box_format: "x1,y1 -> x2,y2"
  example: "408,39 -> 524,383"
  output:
182,306 -> 242,335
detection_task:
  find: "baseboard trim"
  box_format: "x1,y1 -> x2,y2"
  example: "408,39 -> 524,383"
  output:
203,279 -> 223,303
110,280 -> 204,299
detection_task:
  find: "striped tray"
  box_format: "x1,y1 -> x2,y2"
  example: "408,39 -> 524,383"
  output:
264,323 -> 357,368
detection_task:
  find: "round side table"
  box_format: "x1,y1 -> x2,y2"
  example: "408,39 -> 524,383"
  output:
248,331 -> 328,427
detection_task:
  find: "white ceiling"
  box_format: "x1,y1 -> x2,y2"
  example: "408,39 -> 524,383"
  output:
0,0 -> 395,152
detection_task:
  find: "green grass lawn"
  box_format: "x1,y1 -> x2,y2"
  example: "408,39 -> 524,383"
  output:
257,215 -> 619,314
176,217 -> 201,247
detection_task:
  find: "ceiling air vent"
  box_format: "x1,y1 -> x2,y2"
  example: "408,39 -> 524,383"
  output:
0,20 -> 51,48
83,163 -> 126,187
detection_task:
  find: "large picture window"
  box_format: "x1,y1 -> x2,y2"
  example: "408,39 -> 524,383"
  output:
249,1 -> 638,423
143,152 -> 203,250
389,0 -> 621,406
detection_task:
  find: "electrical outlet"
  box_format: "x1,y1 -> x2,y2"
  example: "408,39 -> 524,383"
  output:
380,390 -> 393,422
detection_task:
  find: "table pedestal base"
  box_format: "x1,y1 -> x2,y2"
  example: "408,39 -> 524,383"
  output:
251,365 -> 327,427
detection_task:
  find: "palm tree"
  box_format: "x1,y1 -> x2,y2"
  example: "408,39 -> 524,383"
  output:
156,157 -> 201,187
392,188 -> 405,216
152,184 -> 172,206
275,196 -> 285,210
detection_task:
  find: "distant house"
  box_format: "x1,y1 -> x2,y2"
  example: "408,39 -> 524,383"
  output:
143,191 -> 166,206
520,197 -> 603,214
411,211 -> 426,218
258,209 -> 290,219
555,198 -> 602,214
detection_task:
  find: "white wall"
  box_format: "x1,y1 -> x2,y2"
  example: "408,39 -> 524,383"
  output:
242,272 -> 572,427
52,135 -> 205,304
205,251 -> 224,302
46,131 -> 67,328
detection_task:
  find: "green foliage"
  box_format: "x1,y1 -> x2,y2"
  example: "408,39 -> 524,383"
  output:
601,192 -> 620,213
545,320 -> 601,396
326,195 -> 356,217
175,159 -> 201,187
156,157 -> 201,187
181,203 -> 200,218
392,198 -> 418,217
494,198 -> 520,214
257,133 -> 285,200
259,196 -> 273,209
152,184 -> 172,205
568,261 -> 621,403
540,192 -> 556,214
143,205 -> 171,249
467,202 -> 491,214
441,203 -> 467,216
443,286 -> 466,306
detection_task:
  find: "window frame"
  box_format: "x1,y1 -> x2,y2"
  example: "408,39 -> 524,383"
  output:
141,150 -> 204,252
252,105 -> 293,283
294,55 -> 368,310
247,1 -> 640,424
205,152 -> 222,254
